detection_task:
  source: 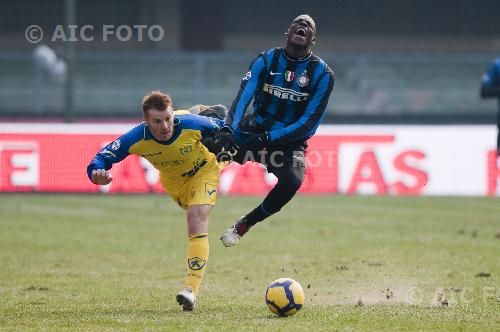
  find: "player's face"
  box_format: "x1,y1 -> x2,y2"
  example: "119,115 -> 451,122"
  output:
286,15 -> 316,48
145,107 -> 175,141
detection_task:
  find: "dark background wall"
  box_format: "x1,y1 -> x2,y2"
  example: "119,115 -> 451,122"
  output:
0,0 -> 498,121
1,0 -> 499,51
223,0 -> 500,37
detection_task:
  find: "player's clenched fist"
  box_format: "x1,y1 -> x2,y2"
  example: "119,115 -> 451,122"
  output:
91,169 -> 113,185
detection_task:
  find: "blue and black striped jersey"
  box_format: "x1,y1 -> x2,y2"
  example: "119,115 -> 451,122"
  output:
481,57 -> 500,101
482,58 -> 500,88
226,47 -> 334,145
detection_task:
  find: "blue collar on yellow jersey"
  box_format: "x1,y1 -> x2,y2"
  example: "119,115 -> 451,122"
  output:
144,116 -> 182,145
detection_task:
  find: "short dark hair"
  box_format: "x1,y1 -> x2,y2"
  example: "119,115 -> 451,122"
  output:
142,90 -> 172,113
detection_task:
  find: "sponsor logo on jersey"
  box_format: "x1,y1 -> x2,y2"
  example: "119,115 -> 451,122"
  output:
262,83 -> 309,101
160,159 -> 185,167
100,149 -> 116,158
182,159 -> 207,177
111,139 -> 121,151
297,72 -> 310,87
188,257 -> 207,270
284,70 -> 294,82
141,151 -> 162,157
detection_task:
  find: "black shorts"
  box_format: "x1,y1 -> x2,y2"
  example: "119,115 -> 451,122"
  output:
234,140 -> 307,175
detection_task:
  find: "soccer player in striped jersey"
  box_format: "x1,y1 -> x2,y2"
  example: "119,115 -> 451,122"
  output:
214,15 -> 335,246
87,91 -> 223,311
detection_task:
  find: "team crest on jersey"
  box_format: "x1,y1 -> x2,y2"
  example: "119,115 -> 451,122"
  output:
111,139 -> 121,151
284,71 -> 294,82
297,72 -> 310,87
243,71 -> 251,81
180,145 -> 192,155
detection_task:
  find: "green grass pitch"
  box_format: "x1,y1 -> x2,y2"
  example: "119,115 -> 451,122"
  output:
0,194 -> 499,331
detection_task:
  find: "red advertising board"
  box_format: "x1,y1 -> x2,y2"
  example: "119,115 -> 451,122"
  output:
0,124 -> 498,196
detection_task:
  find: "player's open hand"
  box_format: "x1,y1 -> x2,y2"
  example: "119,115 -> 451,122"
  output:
91,169 -> 113,185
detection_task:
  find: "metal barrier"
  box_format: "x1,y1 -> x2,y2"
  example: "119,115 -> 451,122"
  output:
0,50 -> 497,121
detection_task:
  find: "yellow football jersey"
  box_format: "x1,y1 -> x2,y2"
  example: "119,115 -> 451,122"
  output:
87,113 -> 223,207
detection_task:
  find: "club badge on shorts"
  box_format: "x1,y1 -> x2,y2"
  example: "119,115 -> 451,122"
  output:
297,72 -> 310,87
205,183 -> 217,197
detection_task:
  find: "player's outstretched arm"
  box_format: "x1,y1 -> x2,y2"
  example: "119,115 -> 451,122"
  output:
86,125 -> 141,184
180,113 -> 239,157
91,169 -> 113,185
225,53 -> 266,131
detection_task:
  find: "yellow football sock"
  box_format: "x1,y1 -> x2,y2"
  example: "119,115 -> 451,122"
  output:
185,233 -> 209,295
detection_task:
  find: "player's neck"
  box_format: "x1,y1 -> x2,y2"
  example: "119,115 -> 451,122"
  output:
283,45 -> 311,60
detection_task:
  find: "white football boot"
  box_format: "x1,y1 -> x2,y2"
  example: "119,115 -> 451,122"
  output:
220,225 -> 241,247
176,287 -> 196,311
220,217 -> 249,247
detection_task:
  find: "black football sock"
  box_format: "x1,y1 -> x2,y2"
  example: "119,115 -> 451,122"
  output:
244,204 -> 271,227
235,219 -> 250,236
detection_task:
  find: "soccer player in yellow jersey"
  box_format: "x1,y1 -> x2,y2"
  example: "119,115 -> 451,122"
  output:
86,91 -> 223,311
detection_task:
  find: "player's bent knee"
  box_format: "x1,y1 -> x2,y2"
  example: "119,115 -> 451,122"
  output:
187,205 -> 212,233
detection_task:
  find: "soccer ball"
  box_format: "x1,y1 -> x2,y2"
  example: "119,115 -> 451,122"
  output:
265,278 -> 304,317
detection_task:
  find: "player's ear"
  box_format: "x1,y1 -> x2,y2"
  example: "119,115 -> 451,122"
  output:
285,29 -> 289,35
311,36 -> 316,45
